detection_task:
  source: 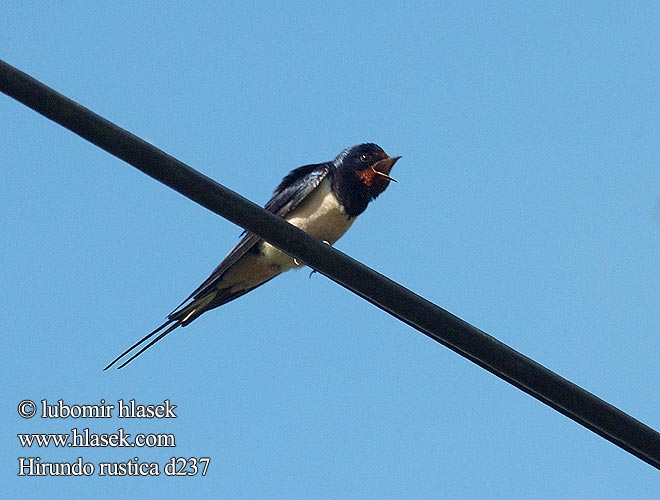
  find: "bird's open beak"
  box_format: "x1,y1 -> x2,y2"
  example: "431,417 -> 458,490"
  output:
371,156 -> 401,182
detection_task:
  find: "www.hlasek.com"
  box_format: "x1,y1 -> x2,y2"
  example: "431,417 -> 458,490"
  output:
16,399 -> 211,477
18,427 -> 175,448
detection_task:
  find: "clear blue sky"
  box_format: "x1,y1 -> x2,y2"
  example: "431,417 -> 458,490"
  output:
3,2 -> 659,498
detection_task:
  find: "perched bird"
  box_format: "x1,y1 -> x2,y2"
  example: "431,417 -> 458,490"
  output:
105,143 -> 400,369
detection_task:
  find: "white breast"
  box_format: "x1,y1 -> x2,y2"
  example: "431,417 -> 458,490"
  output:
221,178 -> 356,292
260,177 -> 356,270
285,177 -> 355,243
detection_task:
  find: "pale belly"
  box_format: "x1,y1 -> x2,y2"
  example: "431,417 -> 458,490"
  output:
221,178 -> 355,291
283,177 -> 355,245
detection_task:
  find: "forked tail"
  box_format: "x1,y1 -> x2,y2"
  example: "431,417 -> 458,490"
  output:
103,292 -> 217,370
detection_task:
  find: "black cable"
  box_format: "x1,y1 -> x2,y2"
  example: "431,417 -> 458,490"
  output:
2,58 -> 659,469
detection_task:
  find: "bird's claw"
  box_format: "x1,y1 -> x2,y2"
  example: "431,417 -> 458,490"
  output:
308,242 -> 331,279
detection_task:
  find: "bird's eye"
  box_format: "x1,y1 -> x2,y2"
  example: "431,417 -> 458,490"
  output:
359,154 -> 369,162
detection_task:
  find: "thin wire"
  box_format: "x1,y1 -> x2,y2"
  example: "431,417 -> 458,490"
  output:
2,59 -> 660,470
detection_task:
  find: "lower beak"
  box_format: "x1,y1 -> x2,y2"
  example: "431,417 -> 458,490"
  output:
372,156 -> 401,182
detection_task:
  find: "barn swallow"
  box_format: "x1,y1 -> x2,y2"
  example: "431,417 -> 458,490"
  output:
104,143 -> 400,369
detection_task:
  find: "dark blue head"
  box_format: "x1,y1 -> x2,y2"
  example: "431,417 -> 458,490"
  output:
333,143 -> 386,166
331,143 -> 400,216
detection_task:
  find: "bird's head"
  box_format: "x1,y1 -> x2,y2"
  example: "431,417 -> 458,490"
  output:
333,143 -> 400,199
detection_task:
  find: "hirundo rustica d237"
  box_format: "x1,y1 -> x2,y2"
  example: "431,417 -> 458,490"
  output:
105,143 -> 400,369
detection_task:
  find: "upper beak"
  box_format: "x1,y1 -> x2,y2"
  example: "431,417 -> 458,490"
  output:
372,155 -> 401,182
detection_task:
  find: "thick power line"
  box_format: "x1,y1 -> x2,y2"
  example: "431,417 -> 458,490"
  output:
2,59 -> 659,470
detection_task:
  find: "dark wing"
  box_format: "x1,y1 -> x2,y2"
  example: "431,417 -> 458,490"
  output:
264,161 -> 333,215
104,162 -> 333,370
167,162 -> 333,316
